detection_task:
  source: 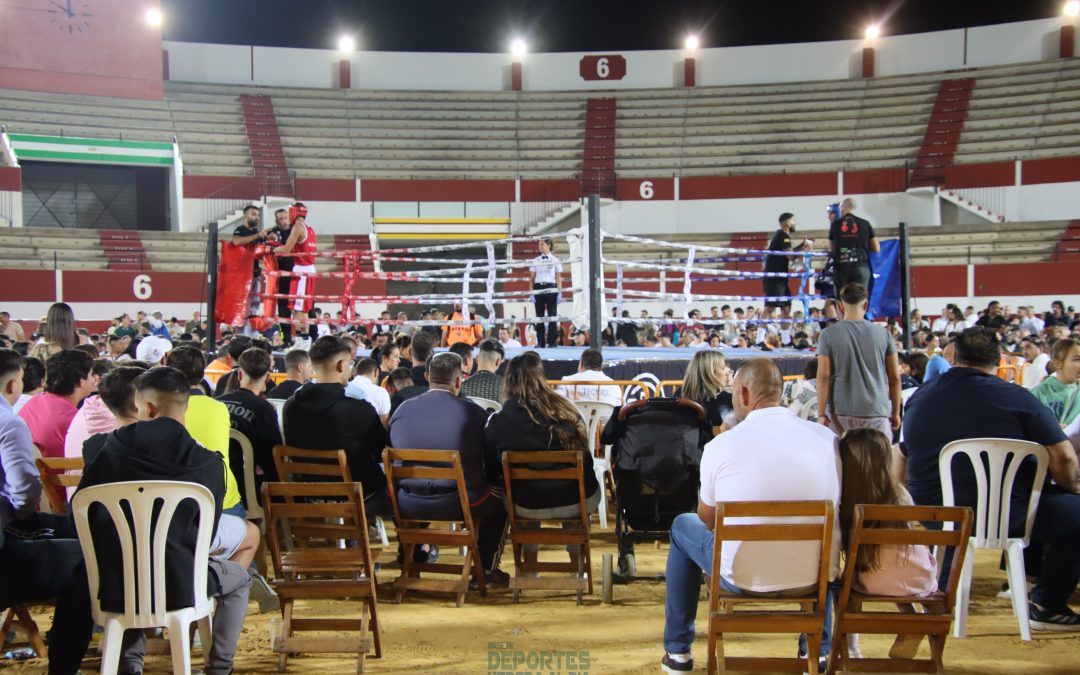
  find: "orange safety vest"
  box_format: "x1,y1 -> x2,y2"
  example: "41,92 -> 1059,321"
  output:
442,311 -> 483,346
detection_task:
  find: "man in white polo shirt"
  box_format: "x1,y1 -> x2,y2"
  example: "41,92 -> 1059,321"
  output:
660,359 -> 841,674
555,348 -> 621,407
346,358 -> 392,427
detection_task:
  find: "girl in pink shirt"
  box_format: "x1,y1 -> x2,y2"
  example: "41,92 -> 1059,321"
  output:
839,428 -> 938,659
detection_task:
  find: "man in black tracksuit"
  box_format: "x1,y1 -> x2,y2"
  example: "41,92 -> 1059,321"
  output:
48,367 -> 250,675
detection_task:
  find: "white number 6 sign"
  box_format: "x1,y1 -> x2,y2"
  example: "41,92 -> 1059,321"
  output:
133,274 -> 152,300
597,57 -> 610,78
639,180 -> 655,199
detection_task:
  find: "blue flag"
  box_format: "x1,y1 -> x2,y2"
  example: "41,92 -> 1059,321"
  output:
868,239 -> 901,320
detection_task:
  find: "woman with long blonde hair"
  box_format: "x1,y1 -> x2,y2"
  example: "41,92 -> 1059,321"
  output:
677,350 -> 733,426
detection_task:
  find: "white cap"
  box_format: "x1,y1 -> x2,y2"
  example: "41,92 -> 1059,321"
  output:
135,335 -> 172,365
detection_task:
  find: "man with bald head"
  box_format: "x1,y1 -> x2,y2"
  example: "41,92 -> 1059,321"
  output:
660,359 -> 841,674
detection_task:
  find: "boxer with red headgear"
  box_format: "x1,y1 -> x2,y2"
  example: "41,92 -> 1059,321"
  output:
271,202 -> 318,344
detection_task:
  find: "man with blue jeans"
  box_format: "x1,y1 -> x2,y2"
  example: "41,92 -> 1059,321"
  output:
662,359 -> 841,673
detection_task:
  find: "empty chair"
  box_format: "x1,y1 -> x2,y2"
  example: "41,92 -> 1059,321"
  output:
827,504 -> 974,674
571,400 -> 616,528
939,438 -> 1049,641
706,500 -> 834,675
70,481 -> 216,675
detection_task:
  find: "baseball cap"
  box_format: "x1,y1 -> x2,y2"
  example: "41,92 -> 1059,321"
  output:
135,335 -> 173,365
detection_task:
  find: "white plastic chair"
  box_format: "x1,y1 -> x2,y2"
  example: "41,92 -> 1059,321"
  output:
939,438 -> 1049,641
267,398 -> 287,438
572,400 -> 616,529
467,396 -> 502,413
229,429 -> 263,522
71,481 -> 216,674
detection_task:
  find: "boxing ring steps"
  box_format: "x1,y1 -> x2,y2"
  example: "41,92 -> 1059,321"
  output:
909,78 -> 976,188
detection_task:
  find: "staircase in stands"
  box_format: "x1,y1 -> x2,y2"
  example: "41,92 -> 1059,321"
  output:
98,230 -> 148,271
908,78 -> 976,188
582,98 -> 616,198
239,95 -> 293,197
1053,220 -> 1080,262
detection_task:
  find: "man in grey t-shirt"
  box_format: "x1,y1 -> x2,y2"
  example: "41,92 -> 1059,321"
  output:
816,282 -> 901,437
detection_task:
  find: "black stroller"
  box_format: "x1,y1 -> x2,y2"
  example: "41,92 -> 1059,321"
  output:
600,397 -> 712,587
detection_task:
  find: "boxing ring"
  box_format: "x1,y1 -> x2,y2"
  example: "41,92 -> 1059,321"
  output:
208,196 -> 829,380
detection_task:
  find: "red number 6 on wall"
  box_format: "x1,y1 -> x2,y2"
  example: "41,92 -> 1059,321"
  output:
579,55 -> 626,81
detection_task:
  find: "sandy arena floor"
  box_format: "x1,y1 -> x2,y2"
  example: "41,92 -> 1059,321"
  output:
4,529 -> 1079,674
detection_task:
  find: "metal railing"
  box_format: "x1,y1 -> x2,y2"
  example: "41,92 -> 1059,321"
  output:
945,186 -> 1006,220
188,170 -> 296,232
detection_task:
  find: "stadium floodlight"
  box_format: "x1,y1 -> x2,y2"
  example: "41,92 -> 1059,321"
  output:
1066,1 -> 1080,17
145,8 -> 162,27
685,35 -> 700,51
338,35 -> 356,53
510,38 -> 527,58
865,24 -> 881,40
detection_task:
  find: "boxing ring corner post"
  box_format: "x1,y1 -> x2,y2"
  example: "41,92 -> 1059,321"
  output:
899,220 -> 911,352
206,220 -> 219,353
587,193 -> 602,351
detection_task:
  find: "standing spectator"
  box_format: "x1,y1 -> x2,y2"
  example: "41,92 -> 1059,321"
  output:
217,348 -> 283,505
0,348 -> 83,632
555,348 -> 621,407
441,303 -> 484,348
1031,337 -> 1080,426
388,352 -> 509,583
816,283 -> 901,437
18,349 -> 94,458
763,212 -> 812,321
676,350 -> 734,428
900,327 -> 1080,630
660,359 -> 841,672
0,311 -> 25,342
285,337 -> 389,514
165,346 -> 244,517
1020,336 -> 1050,390
266,349 -> 312,400
828,198 -> 879,294
529,238 -> 562,349
13,355 -> 44,413
461,338 -> 504,401
346,358 -> 392,427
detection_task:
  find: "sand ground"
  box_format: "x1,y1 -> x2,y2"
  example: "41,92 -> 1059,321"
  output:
4,529 -> 1079,674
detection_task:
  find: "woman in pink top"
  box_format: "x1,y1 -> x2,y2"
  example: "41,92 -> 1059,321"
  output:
839,428 -> 938,659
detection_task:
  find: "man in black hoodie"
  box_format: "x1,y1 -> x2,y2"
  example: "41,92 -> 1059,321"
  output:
217,347 -> 282,506
283,335 -> 390,516
48,367 -> 251,675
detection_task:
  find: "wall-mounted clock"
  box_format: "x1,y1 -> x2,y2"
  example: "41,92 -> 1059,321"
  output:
48,0 -> 93,34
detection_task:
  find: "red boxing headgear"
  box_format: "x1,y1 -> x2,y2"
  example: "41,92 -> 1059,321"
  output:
289,203 -> 308,224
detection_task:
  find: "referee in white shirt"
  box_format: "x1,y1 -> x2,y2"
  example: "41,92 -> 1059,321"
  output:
529,238 -> 562,348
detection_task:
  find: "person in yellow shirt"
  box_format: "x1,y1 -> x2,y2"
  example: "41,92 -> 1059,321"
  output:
166,346 -> 244,514
441,303 -> 484,348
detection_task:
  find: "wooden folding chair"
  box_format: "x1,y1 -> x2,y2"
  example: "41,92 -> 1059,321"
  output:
383,448 -> 486,607
707,500 -> 834,675
0,605 -> 47,658
502,450 -> 593,605
273,444 -> 352,483
262,481 -> 382,674
826,504 -> 973,675
35,456 -> 83,514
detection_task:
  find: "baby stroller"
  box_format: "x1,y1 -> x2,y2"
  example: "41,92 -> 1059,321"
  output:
600,397 -> 712,588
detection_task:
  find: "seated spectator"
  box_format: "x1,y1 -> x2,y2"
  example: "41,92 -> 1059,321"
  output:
555,347 -> 621,407
409,330 -> 436,385
1045,300 -> 1070,328
661,359 -> 841,672
49,367 -> 253,675
266,348 -> 312,400
346,358 -> 392,426
899,352 -> 928,390
395,333 -> 414,368
839,428 -> 937,659
460,338 -> 504,401
0,348 -> 82,630
19,349 -> 94,458
217,348 -> 283,505
782,359 -> 818,419
207,335 -> 252,391
675,350 -> 733,427
485,352 -> 600,561
63,360 -> 122,459
448,341 -> 475,377
975,300 -> 1008,333
374,342 -> 402,383
1031,337 -> 1080,426
80,365 -> 147,460
388,352 -> 508,583
1021,336 -> 1050,390
284,337 -> 389,514
499,326 -> 522,349
901,327 -> 1080,630
13,355 -> 44,413
923,340 -> 953,384
388,367 -> 427,416
134,334 -> 171,367
165,346 -> 245,517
